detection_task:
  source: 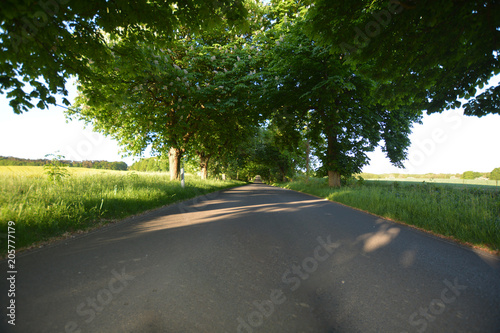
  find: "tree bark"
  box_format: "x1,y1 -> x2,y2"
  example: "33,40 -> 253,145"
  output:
327,132 -> 341,187
328,170 -> 341,187
169,147 -> 182,181
197,152 -> 211,180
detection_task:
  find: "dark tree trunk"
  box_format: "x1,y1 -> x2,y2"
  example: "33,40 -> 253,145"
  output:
197,152 -> 211,180
327,133 -> 341,187
169,147 -> 182,181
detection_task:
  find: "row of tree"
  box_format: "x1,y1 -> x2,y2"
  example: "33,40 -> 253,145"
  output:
129,157 -> 169,172
64,1 -> 416,186
361,170 -> 500,181
127,126 -> 305,182
2,0 -> 499,186
0,156 -> 128,171
462,169 -> 500,181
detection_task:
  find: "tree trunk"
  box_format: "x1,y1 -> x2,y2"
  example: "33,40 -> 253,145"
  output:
327,132 -> 341,187
197,152 -> 210,180
169,147 -> 181,181
328,170 -> 341,187
278,166 -> 286,182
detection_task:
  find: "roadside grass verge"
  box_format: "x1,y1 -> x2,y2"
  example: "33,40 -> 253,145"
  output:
273,178 -> 500,254
0,170 -> 246,255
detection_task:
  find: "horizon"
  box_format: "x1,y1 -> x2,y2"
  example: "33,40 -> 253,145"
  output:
0,155 -> 495,176
1,76 -> 499,175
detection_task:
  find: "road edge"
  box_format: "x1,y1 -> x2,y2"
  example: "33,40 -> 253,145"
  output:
270,183 -> 500,260
1,183 -> 249,261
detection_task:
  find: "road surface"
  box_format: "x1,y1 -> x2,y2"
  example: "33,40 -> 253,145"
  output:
1,183 -> 499,332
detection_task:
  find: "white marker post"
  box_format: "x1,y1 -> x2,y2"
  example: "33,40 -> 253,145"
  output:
181,167 -> 185,188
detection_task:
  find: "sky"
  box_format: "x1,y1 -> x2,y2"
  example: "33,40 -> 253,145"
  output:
0,76 -> 499,174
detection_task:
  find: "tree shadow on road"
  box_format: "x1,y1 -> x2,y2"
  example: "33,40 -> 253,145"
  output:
4,183 -> 499,332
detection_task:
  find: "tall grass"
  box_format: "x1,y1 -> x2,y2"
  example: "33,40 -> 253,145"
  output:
275,178 -> 500,253
0,170 -> 245,253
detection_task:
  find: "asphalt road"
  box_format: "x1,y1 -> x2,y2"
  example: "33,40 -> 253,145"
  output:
1,183 -> 499,333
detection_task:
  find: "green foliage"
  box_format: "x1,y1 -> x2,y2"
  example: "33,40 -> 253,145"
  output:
10,0 -> 496,190
490,167 -> 500,185
306,0 -> 500,116
232,125 -> 307,183
252,143 -> 290,182
0,156 -> 52,166
1,0 -> 249,114
259,6 -> 421,186
129,157 -> 169,172
490,168 -> 500,180
69,18 -> 264,179
43,153 -> 70,181
0,156 -> 127,170
275,178 -> 500,252
462,171 -> 482,180
464,86 -> 500,117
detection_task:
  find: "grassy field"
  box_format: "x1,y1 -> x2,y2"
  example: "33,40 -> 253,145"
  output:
0,165 -> 100,176
274,178 -> 500,254
0,166 -> 246,255
367,178 -> 498,190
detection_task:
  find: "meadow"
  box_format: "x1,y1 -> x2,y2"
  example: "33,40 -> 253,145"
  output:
365,177 -> 498,189
274,177 -> 500,254
0,166 -> 245,255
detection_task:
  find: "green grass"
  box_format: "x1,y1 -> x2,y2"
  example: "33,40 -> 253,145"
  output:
0,165 -> 110,176
0,167 -> 246,254
274,178 -> 500,254
367,178 -> 499,190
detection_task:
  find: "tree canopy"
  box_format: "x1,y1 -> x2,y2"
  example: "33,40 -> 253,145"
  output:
258,3 -> 421,186
68,14 -> 264,180
462,171 -> 482,180
0,0 -> 249,113
5,0 -> 500,186
306,0 -> 500,117
490,167 -> 500,186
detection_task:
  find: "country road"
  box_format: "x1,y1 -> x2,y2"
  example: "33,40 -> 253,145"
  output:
1,183 -> 499,332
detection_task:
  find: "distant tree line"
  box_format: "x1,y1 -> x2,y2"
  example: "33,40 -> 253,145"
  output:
359,173 -> 464,180
361,169 -> 500,181
129,157 -> 169,172
72,160 -> 128,171
0,156 -> 128,171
